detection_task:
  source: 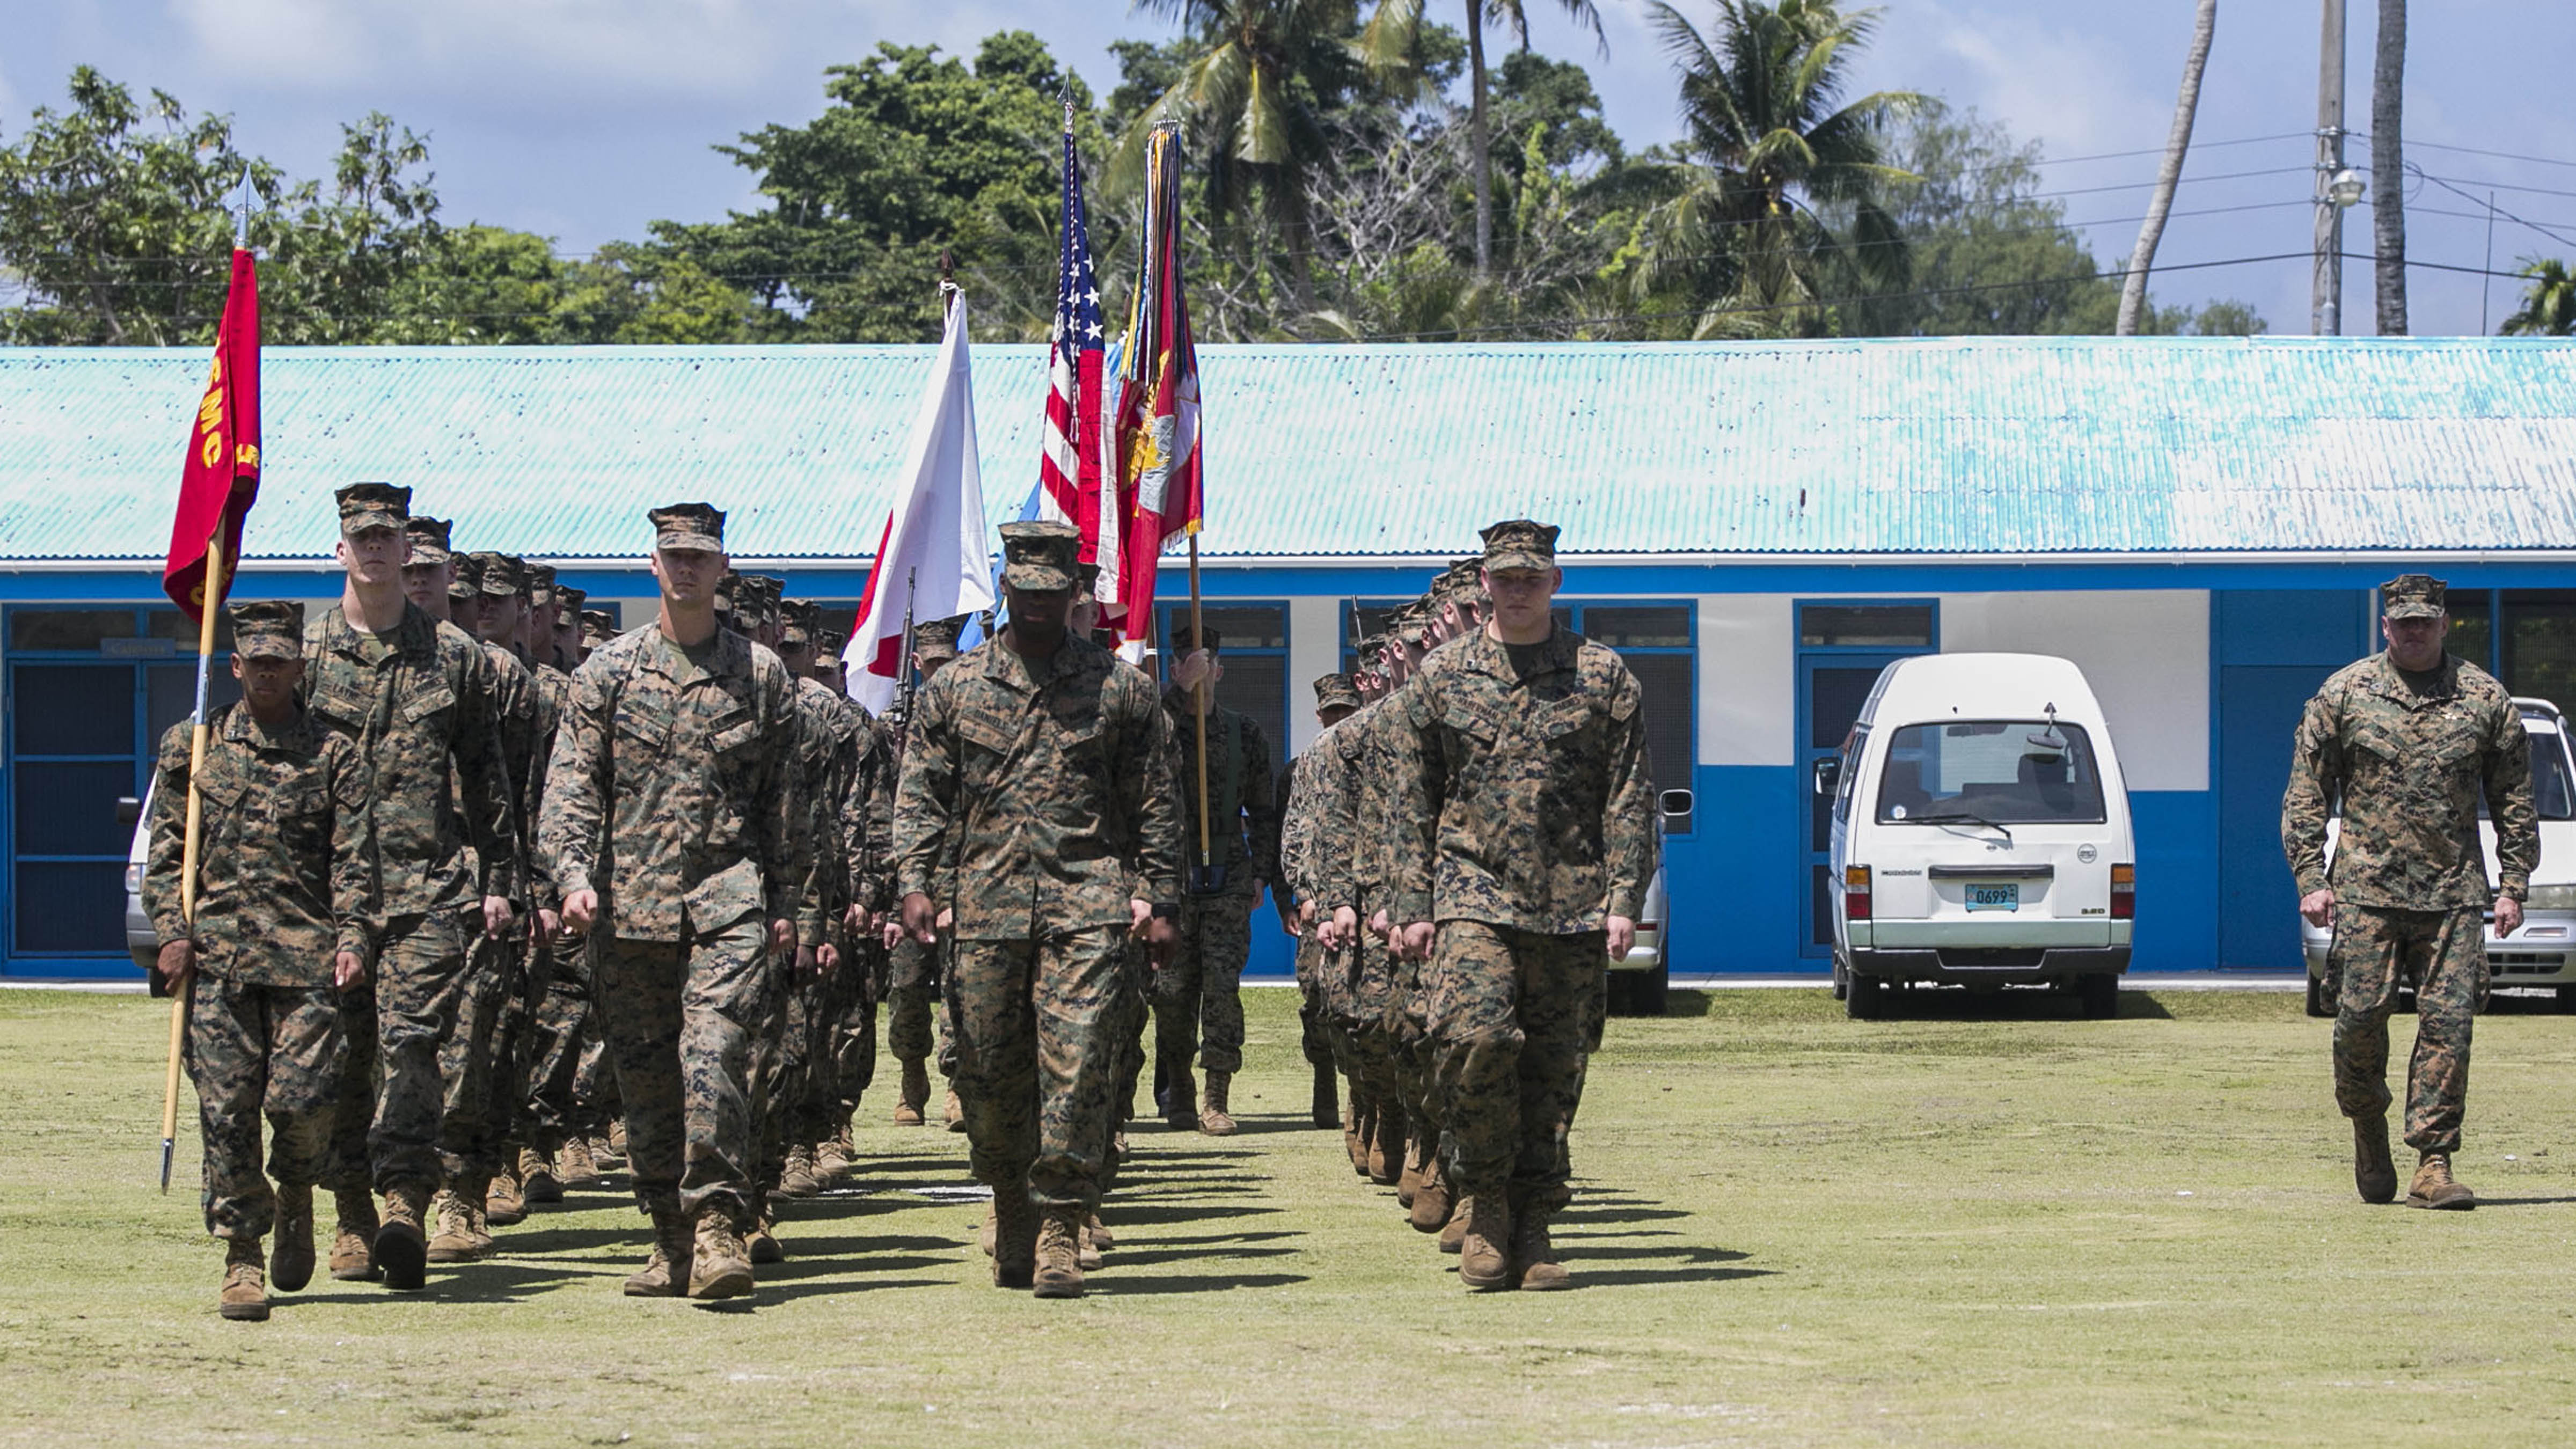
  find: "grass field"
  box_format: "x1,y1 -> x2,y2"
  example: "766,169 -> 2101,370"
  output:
9,983 -> 2576,1447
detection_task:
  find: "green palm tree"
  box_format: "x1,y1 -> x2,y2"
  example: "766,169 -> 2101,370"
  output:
2502,257 -> 2576,336
1358,0 -> 1605,277
1117,0 -> 1360,275
1628,0 -> 1919,335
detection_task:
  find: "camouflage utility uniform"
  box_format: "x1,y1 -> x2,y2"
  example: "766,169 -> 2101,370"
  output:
301,601 -> 519,1193
1387,624 -> 1655,1226
541,621 -> 809,1232
2284,649 -> 2536,1157
148,700 -> 374,1241
1157,685 -> 1279,1088
894,626 -> 1181,1225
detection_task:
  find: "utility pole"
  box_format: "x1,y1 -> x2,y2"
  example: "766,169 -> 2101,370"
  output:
2311,0 -> 2346,335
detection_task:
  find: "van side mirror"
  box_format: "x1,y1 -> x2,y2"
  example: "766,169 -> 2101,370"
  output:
116,796 -> 141,828
1657,788 -> 1694,824
1811,758 -> 1840,797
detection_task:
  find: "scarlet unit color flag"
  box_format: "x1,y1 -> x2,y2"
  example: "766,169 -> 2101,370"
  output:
163,247 -> 262,621
1110,124 -> 1204,652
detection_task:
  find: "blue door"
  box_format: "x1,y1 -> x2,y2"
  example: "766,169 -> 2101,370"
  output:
1798,653 -> 1907,957
2214,590 -> 2367,971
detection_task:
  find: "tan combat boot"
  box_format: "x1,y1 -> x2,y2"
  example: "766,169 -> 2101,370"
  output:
2407,1152 -> 2476,1210
894,1059 -> 930,1126
329,1188 -> 379,1282
1086,1212 -> 1115,1252
689,1207 -> 755,1301
519,1145 -> 564,1205
1409,1155 -> 1452,1234
219,1238 -> 269,1322
465,1192 -> 495,1252
943,1088 -> 966,1133
2354,1116 -> 2398,1204
375,1182 -> 431,1291
1033,1209 -> 1086,1299
623,1209 -> 692,1297
819,1112 -> 857,1178
1396,1138 -> 1424,1209
1199,1070 -> 1238,1137
979,1201 -> 998,1258
990,1189 -> 1037,1290
427,1189 -> 481,1264
485,1163 -> 528,1226
1438,1195 -> 1471,1255
270,1182 -> 316,1293
779,1142 -> 822,1199
748,1197 -> 785,1265
1511,1201 -> 1570,1291
1458,1194 -> 1512,1291
1346,1096 -> 1370,1175
603,1120 -> 628,1163
556,1137 -> 603,1190
1369,1112 -> 1404,1187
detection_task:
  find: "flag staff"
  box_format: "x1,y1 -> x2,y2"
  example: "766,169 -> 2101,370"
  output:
161,510 -> 226,1191
1187,533 -> 1213,892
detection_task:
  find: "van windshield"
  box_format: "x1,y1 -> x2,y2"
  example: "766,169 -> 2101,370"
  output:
1875,720 -> 2109,825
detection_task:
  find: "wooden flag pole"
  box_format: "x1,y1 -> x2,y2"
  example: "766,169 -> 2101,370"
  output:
160,513 -> 226,1191
1188,534 -> 1212,885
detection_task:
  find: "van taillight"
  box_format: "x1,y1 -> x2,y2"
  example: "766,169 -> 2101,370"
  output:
1845,865 -> 1871,921
2110,863 -> 2135,920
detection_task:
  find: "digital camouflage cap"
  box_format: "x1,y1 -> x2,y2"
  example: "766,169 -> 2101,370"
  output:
553,584 -> 586,615
649,502 -> 725,552
526,562 -> 556,604
336,482 -> 409,535
228,600 -> 304,661
471,552 -> 525,598
403,516 -> 453,566
779,599 -> 820,647
1312,672 -> 1364,712
1479,518 -> 1560,573
912,613 -> 965,663
449,552 -> 483,601
2382,573 -> 2448,620
580,610 -> 618,646
998,519 -> 1080,590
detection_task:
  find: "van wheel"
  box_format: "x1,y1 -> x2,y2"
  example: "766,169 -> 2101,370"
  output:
1845,973 -> 1884,1020
2305,976 -> 2331,1018
2557,984 -> 2576,1015
2077,974 -> 2120,1020
1632,964 -> 1669,1017
1831,958 -> 1849,1001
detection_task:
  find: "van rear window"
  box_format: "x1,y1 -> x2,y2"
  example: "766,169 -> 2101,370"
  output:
1876,721 -> 2109,825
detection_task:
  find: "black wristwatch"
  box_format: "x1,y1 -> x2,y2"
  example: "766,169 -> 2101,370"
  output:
1148,902 -> 1178,920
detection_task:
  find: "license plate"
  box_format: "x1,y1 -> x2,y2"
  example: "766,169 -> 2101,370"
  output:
1966,883 -> 2020,912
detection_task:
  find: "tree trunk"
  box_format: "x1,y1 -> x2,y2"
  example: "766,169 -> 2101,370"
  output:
1467,2 -> 1492,276
2372,0 -> 2407,334
2118,0 -> 2219,335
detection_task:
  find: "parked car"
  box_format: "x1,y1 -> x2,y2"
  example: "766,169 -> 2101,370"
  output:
123,784 -> 158,985
1819,653 -> 2136,1020
1606,789 -> 1692,1016
2300,696 -> 2576,1015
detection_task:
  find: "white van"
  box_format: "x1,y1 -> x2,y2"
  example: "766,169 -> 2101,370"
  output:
1816,653 -> 2136,1019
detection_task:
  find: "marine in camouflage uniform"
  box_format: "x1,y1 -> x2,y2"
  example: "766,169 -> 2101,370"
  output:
515,574 -> 598,1192
893,521 -> 1181,1297
442,550 -> 545,1252
2282,573 -> 2537,1211
148,601 -> 375,1322
541,503 -> 810,1301
301,484 -> 522,1292
770,599 -> 868,1197
1277,673 -> 1367,1135
1154,623 -> 1281,1136
1386,521 -> 1656,1291
881,616 -> 965,1127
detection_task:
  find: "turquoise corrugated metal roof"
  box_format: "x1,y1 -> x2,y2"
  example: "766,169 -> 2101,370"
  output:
2,336 -> 2573,564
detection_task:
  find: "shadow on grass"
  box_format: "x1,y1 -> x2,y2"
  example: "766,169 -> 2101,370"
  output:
1853,986 -> 2177,1022
313,1261 -> 595,1305
1093,1271 -> 1309,1295
2464,1195 -> 2576,1207
698,1277 -> 952,1309
1101,1243 -> 1300,1269
1096,1201 -> 1282,1226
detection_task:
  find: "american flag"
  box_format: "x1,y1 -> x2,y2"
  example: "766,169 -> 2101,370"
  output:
1037,122 -> 1114,600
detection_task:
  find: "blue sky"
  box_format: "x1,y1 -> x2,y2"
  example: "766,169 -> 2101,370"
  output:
8,1 -> 2573,336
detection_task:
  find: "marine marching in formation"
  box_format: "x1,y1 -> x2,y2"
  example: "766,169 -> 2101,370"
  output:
149,484 -> 1657,1320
